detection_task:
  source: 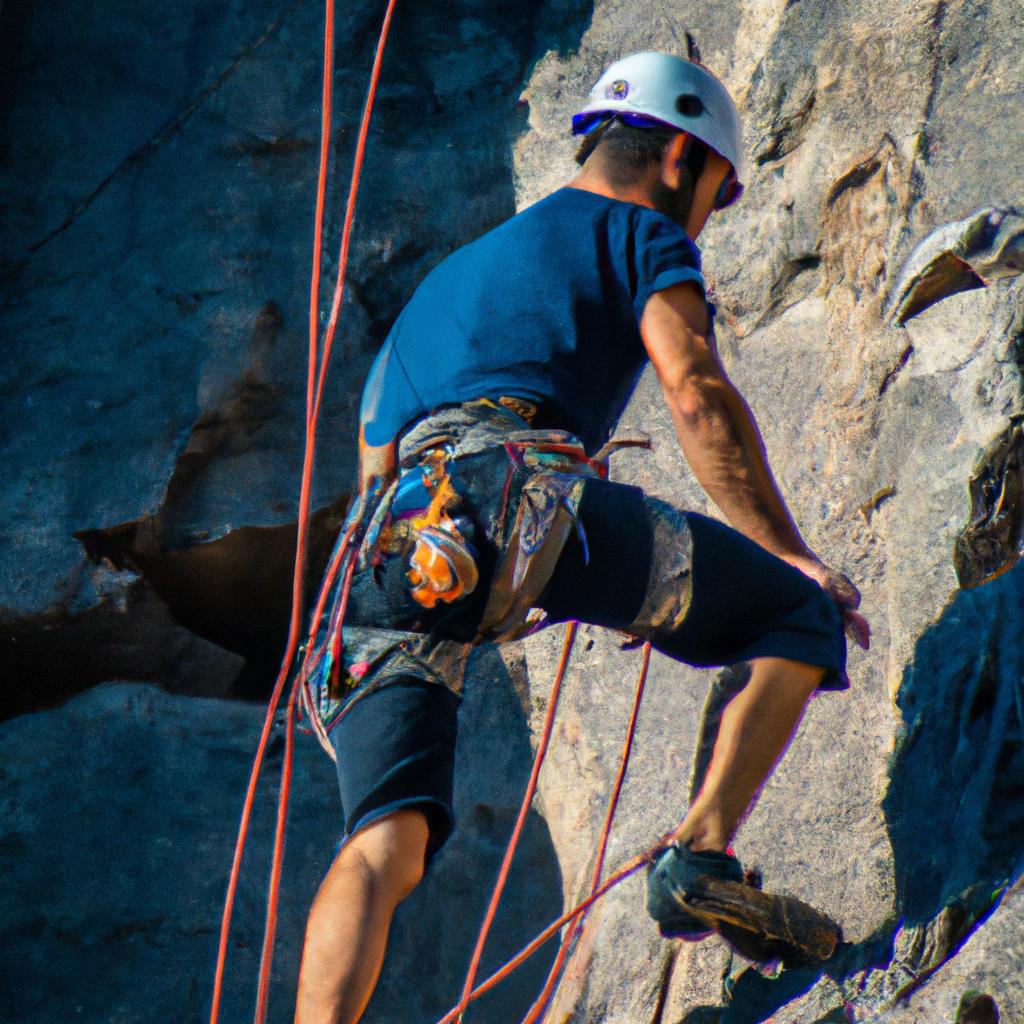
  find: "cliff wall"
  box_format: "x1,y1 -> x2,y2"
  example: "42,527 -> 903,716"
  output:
1,1 -> 1021,1021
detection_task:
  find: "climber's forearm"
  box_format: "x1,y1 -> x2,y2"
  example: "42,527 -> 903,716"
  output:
663,374 -> 811,562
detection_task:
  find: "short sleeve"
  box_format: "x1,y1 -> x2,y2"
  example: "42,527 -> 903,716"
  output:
360,331 -> 425,447
632,212 -> 707,321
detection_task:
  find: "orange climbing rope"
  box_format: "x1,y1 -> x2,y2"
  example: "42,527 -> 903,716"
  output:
520,642 -> 652,1024
452,622 -> 579,1022
436,845 -> 659,1024
311,0 -> 398,431
253,679 -> 299,1023
208,1 -> 399,1021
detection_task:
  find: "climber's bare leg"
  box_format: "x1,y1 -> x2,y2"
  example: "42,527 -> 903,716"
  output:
672,657 -> 824,852
295,808 -> 429,1024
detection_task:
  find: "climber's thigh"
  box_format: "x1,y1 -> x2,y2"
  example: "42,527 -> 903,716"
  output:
330,676 -> 461,866
538,475 -> 656,629
540,483 -> 846,689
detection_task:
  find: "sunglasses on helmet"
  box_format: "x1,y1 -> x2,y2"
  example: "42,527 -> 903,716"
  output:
713,169 -> 743,210
571,110 -> 676,135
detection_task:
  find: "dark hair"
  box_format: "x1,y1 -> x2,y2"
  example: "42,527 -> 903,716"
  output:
576,117 -> 710,191
575,118 -> 677,171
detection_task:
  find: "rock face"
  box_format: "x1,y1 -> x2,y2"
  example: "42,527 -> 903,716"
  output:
0,657 -> 564,1024
2,1 -> 1023,1023
0,0 -> 591,713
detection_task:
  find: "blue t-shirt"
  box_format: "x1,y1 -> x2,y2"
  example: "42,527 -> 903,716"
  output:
360,186 -> 708,453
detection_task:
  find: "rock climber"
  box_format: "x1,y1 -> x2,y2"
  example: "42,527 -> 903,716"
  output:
294,50 -> 871,1024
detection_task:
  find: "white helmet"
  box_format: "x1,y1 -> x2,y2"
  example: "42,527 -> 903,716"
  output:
573,51 -> 746,194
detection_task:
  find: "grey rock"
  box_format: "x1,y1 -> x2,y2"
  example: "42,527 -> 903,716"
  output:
3,0 -> 1024,1022
0,0 -> 591,705
0,649 -> 564,1024
887,207 -> 1024,325
516,2 -> 1024,1022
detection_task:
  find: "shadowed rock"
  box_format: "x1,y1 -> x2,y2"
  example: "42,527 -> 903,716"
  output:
879,563 -> 1024,988
954,422 -> 1024,589
0,649 -> 563,1024
956,991 -> 1000,1024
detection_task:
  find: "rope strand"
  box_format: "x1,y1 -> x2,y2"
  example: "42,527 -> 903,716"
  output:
311,0 -> 399,426
253,679 -> 299,1023
214,1 -> 658,1019
452,622 -> 579,1022
208,1 -> 399,1019
519,642 -> 652,1024
436,847 -> 657,1024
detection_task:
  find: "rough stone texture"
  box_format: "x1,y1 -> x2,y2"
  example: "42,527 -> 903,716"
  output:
517,1 -> 1024,1021
0,651 -> 564,1024
2,0 -> 1023,1022
0,0 -> 591,711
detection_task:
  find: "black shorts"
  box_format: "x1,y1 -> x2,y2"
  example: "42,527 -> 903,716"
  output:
541,478 -> 848,682
329,676 -> 460,862
326,457 -> 846,862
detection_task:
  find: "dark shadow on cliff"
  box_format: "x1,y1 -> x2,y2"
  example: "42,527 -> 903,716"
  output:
673,563 -> 1024,1024
885,561 -> 1024,926
0,648 -> 563,1024
4,2 -> 588,1010
1,0 -> 595,720
2,498 -> 347,721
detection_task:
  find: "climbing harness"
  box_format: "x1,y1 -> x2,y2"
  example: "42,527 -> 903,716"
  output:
298,412 -> 613,751
210,5 -> 671,1023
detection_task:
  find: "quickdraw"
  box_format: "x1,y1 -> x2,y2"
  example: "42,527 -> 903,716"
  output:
404,448 -> 480,608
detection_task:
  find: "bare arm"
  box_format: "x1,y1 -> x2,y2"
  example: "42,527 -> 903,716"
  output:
641,282 -> 807,557
358,425 -> 396,496
641,281 -> 869,648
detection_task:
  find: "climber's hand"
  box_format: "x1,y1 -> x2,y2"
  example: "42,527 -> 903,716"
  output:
784,555 -> 871,651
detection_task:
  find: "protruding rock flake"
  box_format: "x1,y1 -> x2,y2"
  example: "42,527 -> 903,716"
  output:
888,207 -> 1024,325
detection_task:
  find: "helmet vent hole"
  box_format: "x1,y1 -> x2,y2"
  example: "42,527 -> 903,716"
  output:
676,94 -> 705,117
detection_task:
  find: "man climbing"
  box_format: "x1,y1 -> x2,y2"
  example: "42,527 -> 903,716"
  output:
294,51 -> 870,1024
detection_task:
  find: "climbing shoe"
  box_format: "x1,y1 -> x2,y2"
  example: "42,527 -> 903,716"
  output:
646,841 -> 745,940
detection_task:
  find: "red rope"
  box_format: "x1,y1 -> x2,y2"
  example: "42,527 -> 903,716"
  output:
253,678 -> 299,1023
451,621 -> 579,1022
209,647 -> 299,1024
297,520 -> 358,684
311,0 -> 399,428
519,642 -> 652,1024
208,1 -> 398,1020
306,0 -> 336,432
436,847 -> 657,1024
